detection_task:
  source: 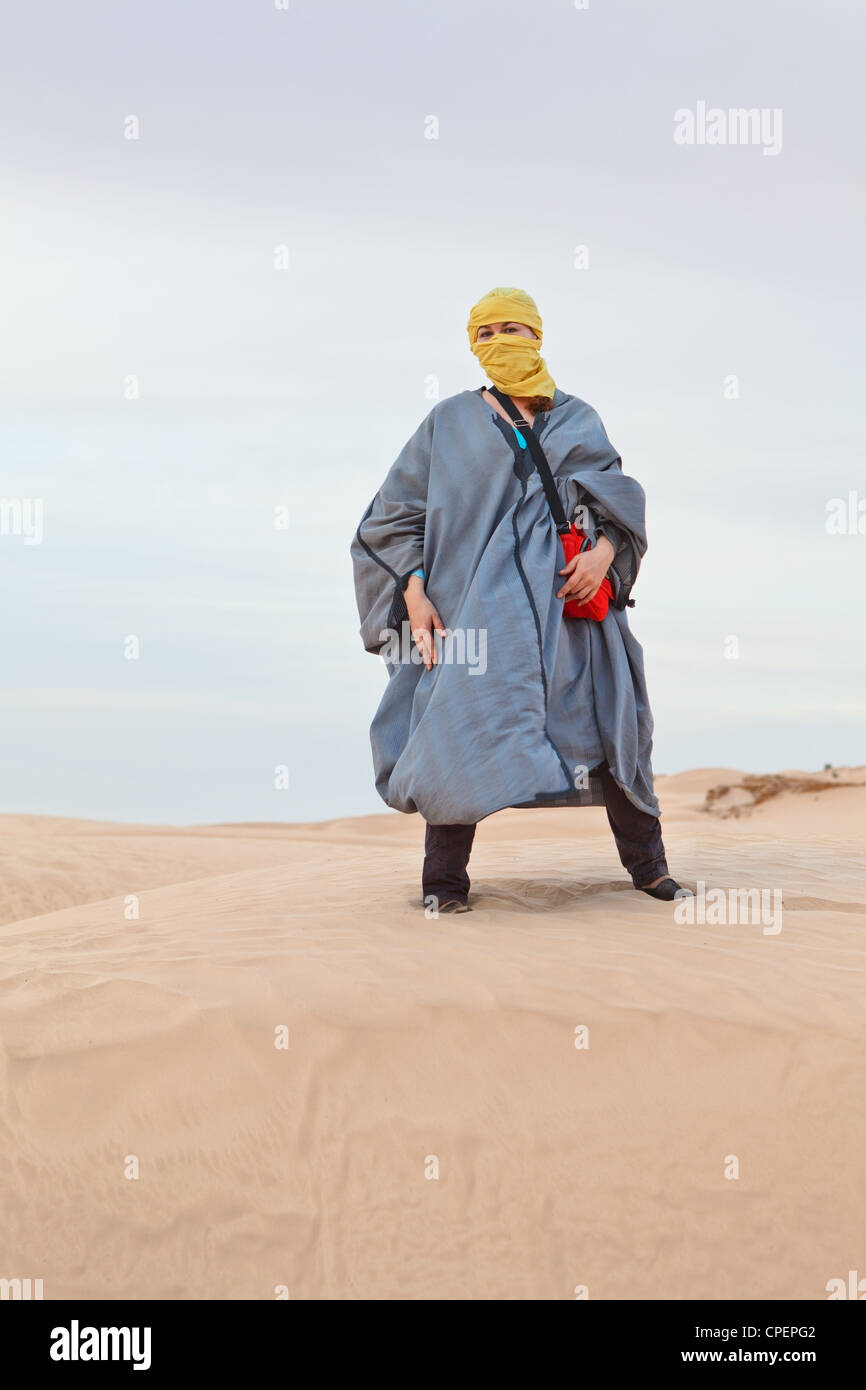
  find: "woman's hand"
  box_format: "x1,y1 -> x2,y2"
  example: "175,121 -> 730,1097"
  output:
404,574 -> 446,670
557,535 -> 615,604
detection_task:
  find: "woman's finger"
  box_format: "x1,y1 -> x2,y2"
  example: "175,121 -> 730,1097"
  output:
557,571 -> 589,599
412,626 -> 433,670
558,574 -> 602,603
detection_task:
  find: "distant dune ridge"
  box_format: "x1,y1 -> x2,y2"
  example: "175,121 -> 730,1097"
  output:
702,767 -> 866,819
0,767 -> 864,1300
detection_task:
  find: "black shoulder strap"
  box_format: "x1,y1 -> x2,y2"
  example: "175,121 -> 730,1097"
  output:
487,386 -> 570,535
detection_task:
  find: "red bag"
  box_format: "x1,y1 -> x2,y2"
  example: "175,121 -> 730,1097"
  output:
559,525 -> 613,620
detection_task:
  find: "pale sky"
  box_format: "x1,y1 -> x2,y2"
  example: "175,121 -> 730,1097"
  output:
0,0 -> 863,823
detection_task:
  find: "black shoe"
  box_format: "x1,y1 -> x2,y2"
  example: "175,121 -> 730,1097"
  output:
438,899 -> 472,914
639,877 -> 691,901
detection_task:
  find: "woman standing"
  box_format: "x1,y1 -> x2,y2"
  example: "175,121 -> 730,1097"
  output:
351,287 -> 685,913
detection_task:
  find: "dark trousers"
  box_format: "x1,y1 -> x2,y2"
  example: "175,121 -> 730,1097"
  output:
422,764 -> 668,906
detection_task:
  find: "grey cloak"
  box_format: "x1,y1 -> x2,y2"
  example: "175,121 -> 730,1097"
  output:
351,386 -> 660,824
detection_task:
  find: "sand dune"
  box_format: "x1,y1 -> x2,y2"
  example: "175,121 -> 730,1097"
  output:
1,769 -> 864,1300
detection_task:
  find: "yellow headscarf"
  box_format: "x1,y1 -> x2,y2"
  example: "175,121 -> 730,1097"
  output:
466,286 -> 556,399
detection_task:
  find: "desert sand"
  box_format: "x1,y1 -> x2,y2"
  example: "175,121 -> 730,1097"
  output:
1,767 -> 864,1301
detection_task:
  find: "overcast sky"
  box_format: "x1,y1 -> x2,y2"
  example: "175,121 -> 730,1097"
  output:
0,0 -> 863,824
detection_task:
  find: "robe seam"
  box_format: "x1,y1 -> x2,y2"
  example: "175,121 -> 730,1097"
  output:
354,500 -> 400,583
505,435 -> 575,797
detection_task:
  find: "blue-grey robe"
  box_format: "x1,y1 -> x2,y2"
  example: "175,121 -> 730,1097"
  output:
351,386 -> 659,824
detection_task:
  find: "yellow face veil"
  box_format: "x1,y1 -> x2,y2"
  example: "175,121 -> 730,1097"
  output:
466,287 -> 556,399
